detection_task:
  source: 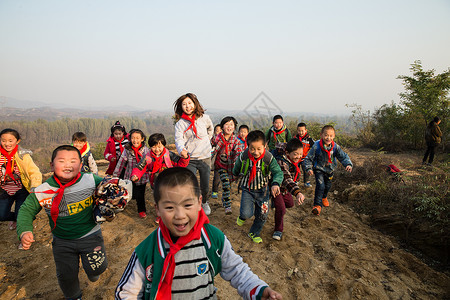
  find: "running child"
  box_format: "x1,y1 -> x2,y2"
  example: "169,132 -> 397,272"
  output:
233,130 -> 283,243
266,115 -> 292,152
114,129 -> 150,218
17,145 -> 131,299
174,93 -> 214,215
295,123 -> 315,187
104,121 -> 129,176
272,139 -> 305,240
303,125 -> 352,215
211,124 -> 222,200
131,133 -> 190,188
211,116 -> 244,214
237,124 -> 249,149
115,167 -> 283,300
72,131 -> 98,175
0,129 -> 42,230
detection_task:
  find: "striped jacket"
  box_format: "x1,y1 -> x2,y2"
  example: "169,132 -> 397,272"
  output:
113,144 -> 150,185
211,132 -> 243,177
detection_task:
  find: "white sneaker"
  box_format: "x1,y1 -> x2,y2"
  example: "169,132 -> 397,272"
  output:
202,202 -> 211,215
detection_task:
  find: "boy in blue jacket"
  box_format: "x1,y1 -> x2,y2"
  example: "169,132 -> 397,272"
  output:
115,167 -> 282,300
303,125 -> 352,215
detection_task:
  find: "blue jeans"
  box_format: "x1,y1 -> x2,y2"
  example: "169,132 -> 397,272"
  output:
239,186 -> 270,236
0,187 -> 29,221
313,170 -> 333,207
186,158 -> 211,204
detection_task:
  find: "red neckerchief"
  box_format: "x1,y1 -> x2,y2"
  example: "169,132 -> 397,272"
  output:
41,173 -> 82,230
181,113 -> 201,139
319,139 -> 335,164
150,148 -> 166,185
248,149 -> 265,188
287,156 -> 301,181
0,145 -> 19,183
298,133 -> 308,141
79,143 -> 88,157
220,133 -> 231,157
131,145 -> 143,161
156,209 -> 209,300
272,126 -> 286,142
114,136 -> 125,157
237,135 -> 247,148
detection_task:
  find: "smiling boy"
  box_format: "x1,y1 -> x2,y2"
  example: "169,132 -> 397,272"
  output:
115,167 -> 282,300
17,145 -> 114,299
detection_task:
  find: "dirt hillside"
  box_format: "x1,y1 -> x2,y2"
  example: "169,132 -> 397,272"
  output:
1,150 -> 449,299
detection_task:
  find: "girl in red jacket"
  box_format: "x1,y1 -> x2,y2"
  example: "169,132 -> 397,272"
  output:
104,121 -> 129,176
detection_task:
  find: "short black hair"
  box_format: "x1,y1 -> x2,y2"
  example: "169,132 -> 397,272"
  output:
220,116 -> 238,130
129,129 -> 146,143
110,120 -> 127,137
297,122 -> 307,128
51,145 -> 81,162
153,167 -> 201,204
321,125 -> 335,134
0,128 -> 21,141
246,130 -> 266,145
72,132 -> 87,142
285,138 -> 303,153
238,125 -> 249,132
148,133 -> 166,147
273,115 -> 283,123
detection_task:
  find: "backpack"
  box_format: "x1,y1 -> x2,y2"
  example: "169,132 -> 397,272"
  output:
239,149 -> 272,177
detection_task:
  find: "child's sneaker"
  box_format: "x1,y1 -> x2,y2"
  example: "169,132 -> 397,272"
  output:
225,207 -> 232,215
312,205 -> 321,215
139,212 -> 147,219
304,182 -> 312,188
272,231 -> 282,240
211,192 -> 218,199
202,202 -> 211,215
322,197 -> 329,207
248,233 -> 263,243
236,216 -> 245,226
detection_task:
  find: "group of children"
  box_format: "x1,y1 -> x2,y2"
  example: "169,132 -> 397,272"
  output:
1,92 -> 353,299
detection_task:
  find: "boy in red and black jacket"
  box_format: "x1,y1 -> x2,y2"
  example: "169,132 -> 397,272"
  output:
295,122 -> 315,187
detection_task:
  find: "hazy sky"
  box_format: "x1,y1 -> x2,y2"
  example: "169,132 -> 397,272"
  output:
1,0 -> 449,114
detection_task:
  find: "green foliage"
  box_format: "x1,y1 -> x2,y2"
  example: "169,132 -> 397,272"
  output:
91,142 -> 106,160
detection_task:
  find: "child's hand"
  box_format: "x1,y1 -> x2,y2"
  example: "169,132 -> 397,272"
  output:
262,287 -> 282,299
271,185 -> 280,198
346,165 -> 352,172
296,192 -> 305,205
308,170 -> 314,176
181,150 -> 188,159
131,175 -> 139,182
21,232 -> 35,250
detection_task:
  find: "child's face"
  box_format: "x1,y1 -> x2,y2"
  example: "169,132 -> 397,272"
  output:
182,98 -> 195,116
51,150 -> 82,184
239,128 -> 248,139
248,140 -> 265,159
155,184 -> 202,237
131,132 -> 144,148
297,126 -> 307,137
273,119 -> 284,130
72,140 -> 86,151
0,133 -> 20,153
321,129 -> 335,146
113,129 -> 124,141
287,147 -> 303,163
222,120 -> 235,136
214,126 -> 222,135
151,141 -> 165,156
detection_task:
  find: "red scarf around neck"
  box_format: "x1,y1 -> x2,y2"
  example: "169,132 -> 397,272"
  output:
0,144 -> 19,182
272,126 -> 286,142
131,145 -> 143,161
287,156 -> 301,181
298,133 -> 308,141
43,173 -> 82,230
220,133 -> 231,157
248,149 -> 265,188
237,135 -> 247,148
319,139 -> 335,164
156,209 -> 209,300
79,143 -> 88,157
181,113 -> 201,139
150,148 -> 167,185
114,136 -> 125,157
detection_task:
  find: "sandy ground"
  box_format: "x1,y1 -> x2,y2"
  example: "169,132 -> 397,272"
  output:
1,151 -> 449,300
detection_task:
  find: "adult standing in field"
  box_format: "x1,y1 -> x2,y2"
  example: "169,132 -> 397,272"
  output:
173,93 -> 214,215
423,116 -> 442,166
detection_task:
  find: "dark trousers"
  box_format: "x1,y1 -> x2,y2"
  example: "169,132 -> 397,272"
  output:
52,231 -> 108,299
301,163 -> 310,183
423,143 -> 436,164
0,186 -> 29,221
186,158 -> 211,203
273,193 -> 294,232
132,183 -> 147,213
212,169 -> 220,193
313,170 -> 333,207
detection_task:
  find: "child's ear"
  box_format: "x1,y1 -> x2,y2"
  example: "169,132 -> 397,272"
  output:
155,204 -> 161,217
50,161 -> 54,172
17,139 -> 21,144
197,195 -> 202,211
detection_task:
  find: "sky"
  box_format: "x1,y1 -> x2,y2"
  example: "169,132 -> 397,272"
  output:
1,0 -> 449,115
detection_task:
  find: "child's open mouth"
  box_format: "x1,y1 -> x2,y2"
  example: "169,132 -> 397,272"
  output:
174,222 -> 188,231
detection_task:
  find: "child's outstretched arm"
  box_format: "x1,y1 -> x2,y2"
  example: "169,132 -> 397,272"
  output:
269,158 -> 283,197
88,153 -> 99,175
334,144 -> 353,172
16,193 -> 42,249
303,144 -> 316,176
115,251 -> 145,299
262,287 -> 283,299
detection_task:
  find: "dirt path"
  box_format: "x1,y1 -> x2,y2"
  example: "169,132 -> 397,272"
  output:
1,150 -> 449,299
